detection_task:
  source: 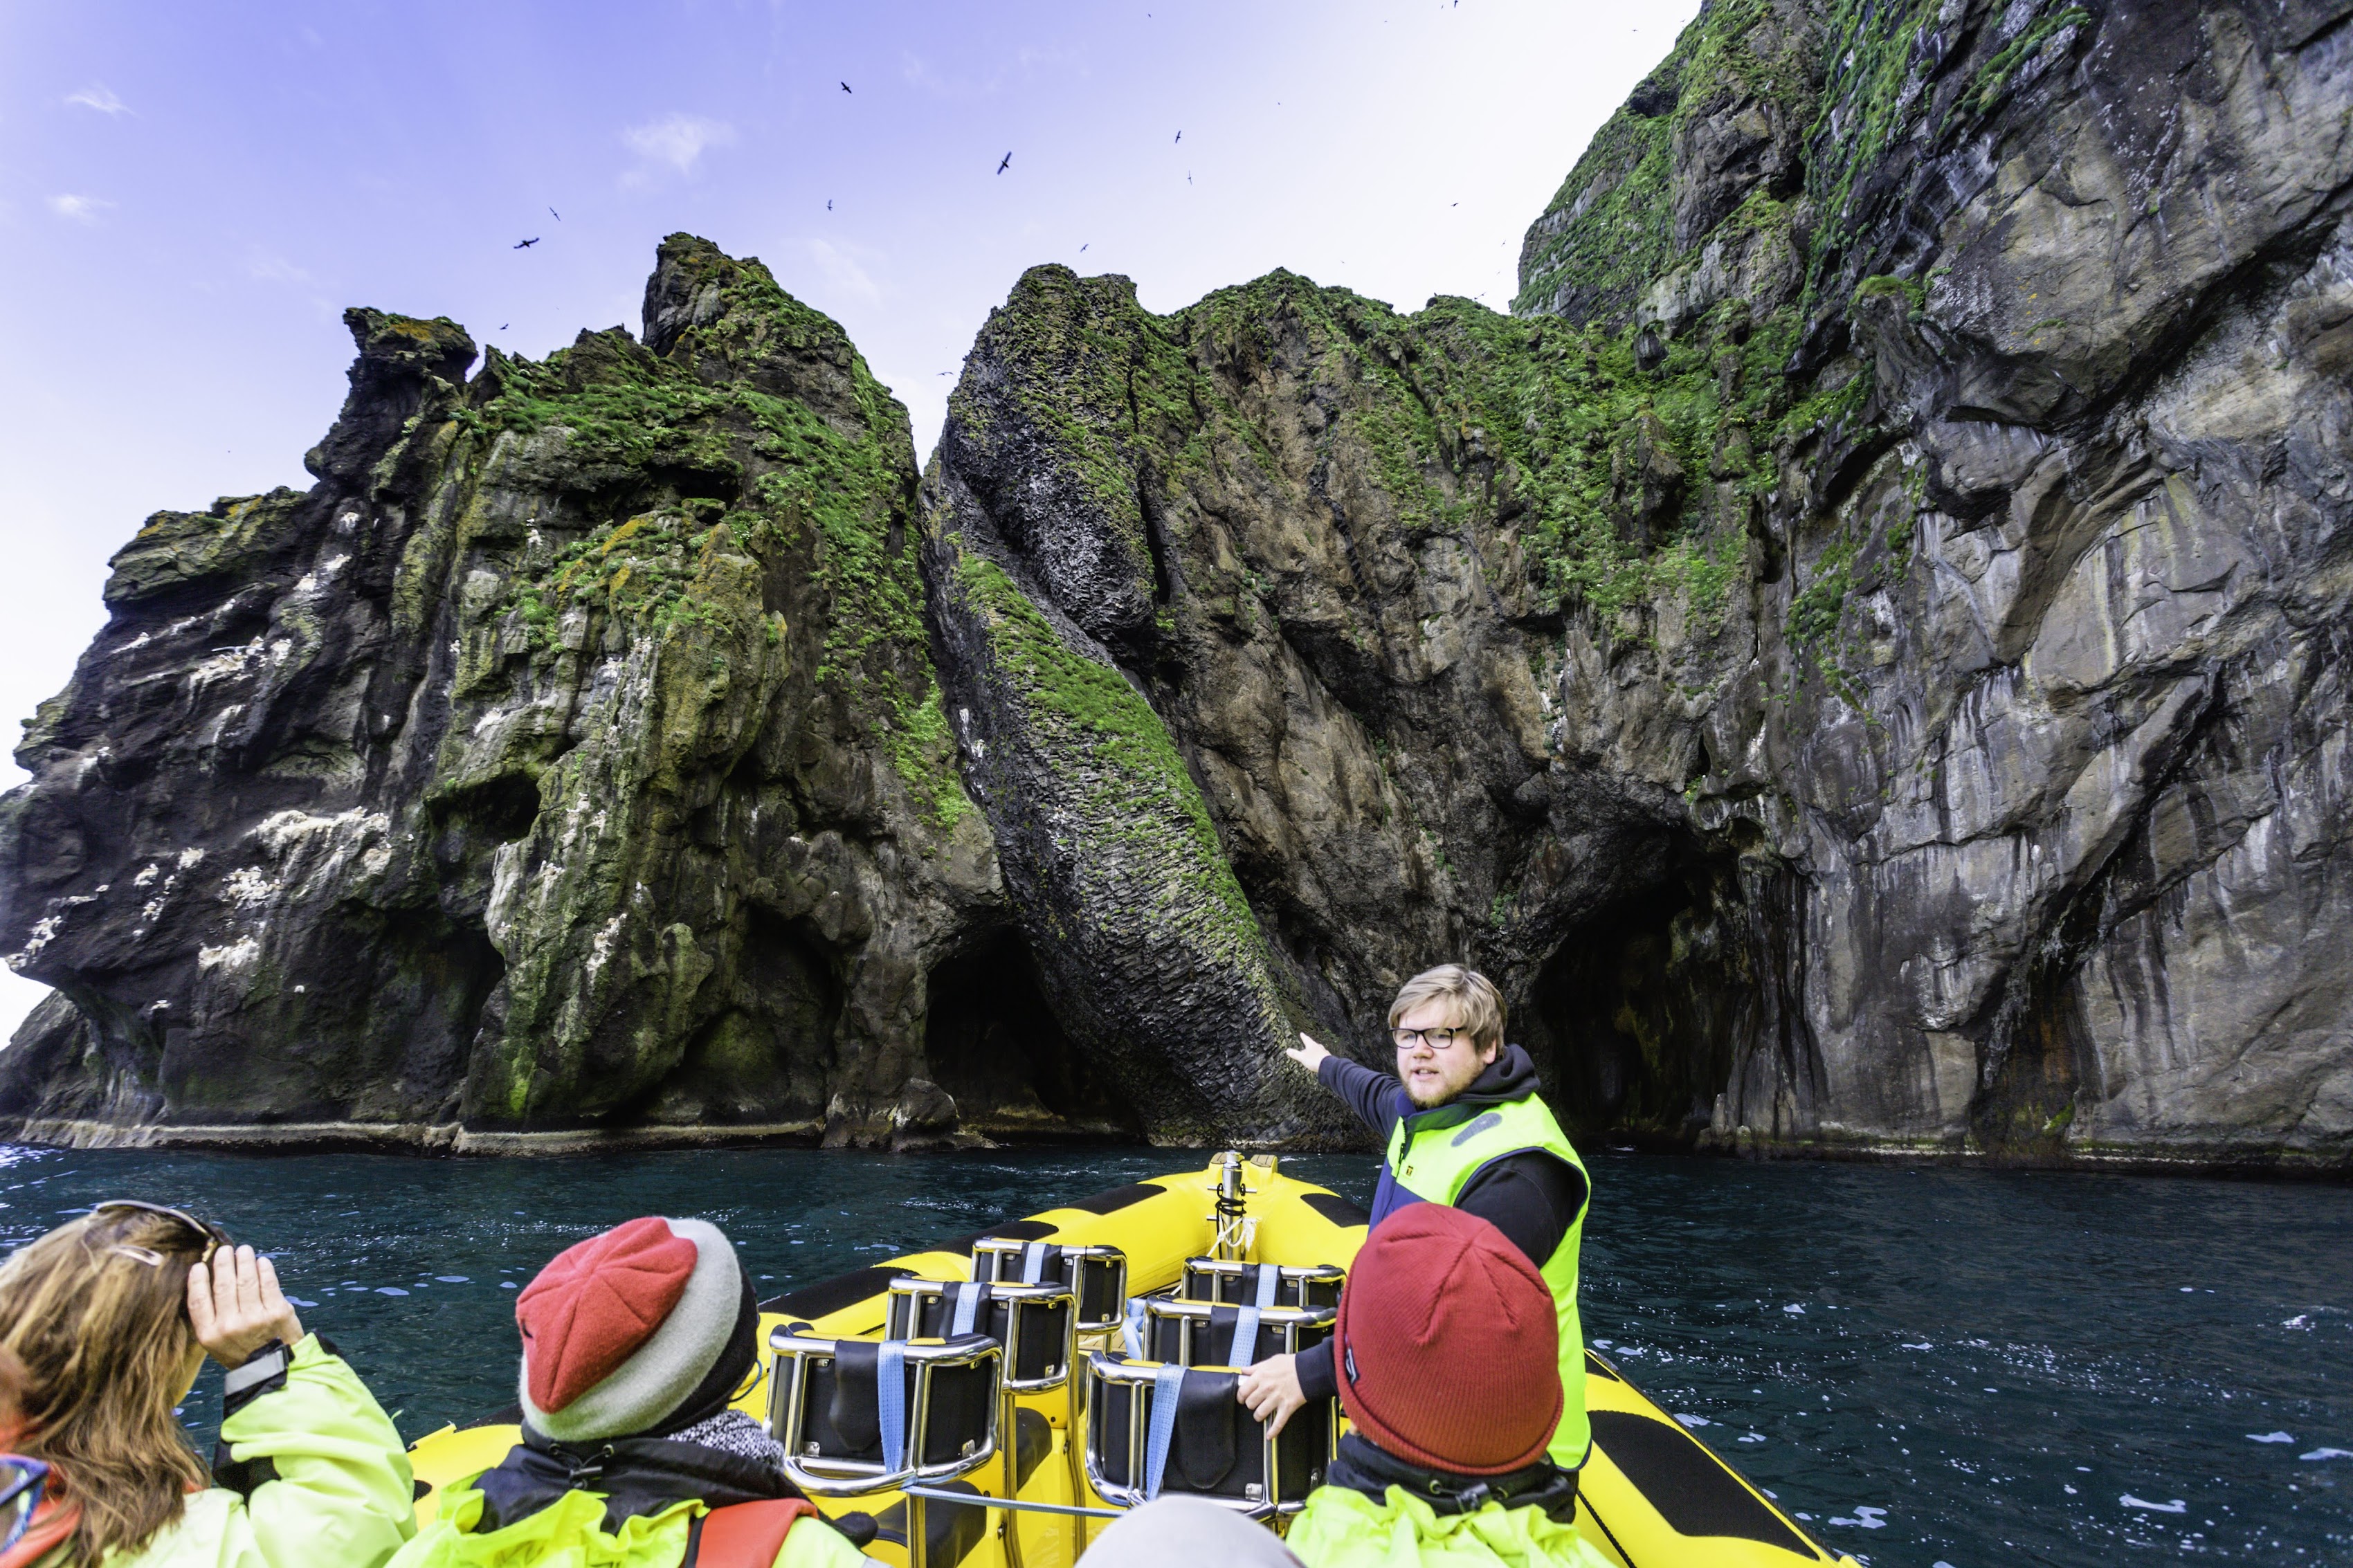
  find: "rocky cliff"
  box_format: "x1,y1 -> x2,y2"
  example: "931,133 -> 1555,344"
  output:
0,238 -> 1127,1149
7,0 -> 2350,1167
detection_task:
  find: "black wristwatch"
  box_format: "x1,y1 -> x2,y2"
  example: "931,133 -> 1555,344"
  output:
221,1338 -> 290,1413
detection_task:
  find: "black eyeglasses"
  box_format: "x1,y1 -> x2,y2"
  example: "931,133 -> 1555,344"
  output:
87,1201 -> 230,1268
1392,1027 -> 1469,1050
1,1455 -> 50,1551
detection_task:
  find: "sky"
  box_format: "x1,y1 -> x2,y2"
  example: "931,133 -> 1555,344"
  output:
0,0 -> 1701,1040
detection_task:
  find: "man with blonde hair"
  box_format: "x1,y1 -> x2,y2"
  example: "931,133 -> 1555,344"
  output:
1237,965 -> 1593,1486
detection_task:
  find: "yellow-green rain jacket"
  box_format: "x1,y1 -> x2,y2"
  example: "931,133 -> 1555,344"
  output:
26,1333 -> 417,1568
388,1486 -> 866,1568
1284,1484 -> 1607,1568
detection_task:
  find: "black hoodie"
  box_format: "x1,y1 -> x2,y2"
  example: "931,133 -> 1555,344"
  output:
1293,1045 -> 1588,1407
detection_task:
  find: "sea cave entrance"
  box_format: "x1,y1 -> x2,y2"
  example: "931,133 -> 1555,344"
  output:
924,929 -> 1138,1139
1517,864 -> 1743,1148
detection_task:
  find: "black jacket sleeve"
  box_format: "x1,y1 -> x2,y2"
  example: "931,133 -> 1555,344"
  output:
1453,1150 -> 1589,1268
1316,1055 -> 1404,1142
1294,1335 -> 1339,1402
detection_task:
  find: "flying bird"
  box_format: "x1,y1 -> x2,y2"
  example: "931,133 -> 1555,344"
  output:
514,237 -> 539,248
1080,243 -> 1089,251
828,199 -> 833,210
1174,129 -> 1181,143
549,206 -> 561,220
997,150 -> 1012,174
841,80 -> 853,93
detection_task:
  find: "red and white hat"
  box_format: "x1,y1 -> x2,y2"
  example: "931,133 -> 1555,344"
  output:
515,1216 -> 750,1443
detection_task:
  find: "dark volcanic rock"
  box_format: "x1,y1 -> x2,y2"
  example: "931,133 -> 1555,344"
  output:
1505,0 -> 2353,1169
0,239 -> 1115,1149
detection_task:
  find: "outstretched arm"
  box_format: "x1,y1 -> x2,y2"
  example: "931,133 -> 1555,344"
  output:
1285,1032 -> 1405,1140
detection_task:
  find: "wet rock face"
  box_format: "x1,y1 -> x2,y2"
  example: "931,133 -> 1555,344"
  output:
925,0 -> 2353,1169
1501,0 -> 2353,1167
0,238 -> 1028,1147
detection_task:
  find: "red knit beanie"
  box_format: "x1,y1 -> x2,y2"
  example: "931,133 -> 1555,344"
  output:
516,1216 -> 747,1443
1332,1204 -> 1561,1475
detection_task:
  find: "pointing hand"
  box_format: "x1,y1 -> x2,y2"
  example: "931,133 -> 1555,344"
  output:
1284,1032 -> 1331,1073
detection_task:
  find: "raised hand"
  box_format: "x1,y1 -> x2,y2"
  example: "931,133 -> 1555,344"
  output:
186,1246 -> 305,1369
1284,1032 -> 1331,1073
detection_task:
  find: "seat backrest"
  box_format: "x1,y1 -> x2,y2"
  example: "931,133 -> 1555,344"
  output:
884,1279 -> 1074,1388
1180,1259 -> 1344,1313
768,1329 -> 1000,1490
1084,1355 -> 1332,1512
1129,1296 -> 1335,1369
972,1239 -> 1127,1329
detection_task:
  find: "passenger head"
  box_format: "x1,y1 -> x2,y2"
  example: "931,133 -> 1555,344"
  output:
1388,965 -> 1505,1107
516,1216 -> 759,1442
1332,1205 -> 1560,1475
0,1204 -> 226,1565
1082,1494 -> 1302,1565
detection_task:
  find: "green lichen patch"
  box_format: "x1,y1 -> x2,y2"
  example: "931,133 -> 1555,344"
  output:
953,551 -> 1260,946
1514,0 -> 1819,323
462,245 -> 970,829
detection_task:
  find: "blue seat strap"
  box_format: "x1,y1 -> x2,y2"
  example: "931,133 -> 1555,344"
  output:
1230,1263 -> 1282,1365
1123,1298 -> 1148,1360
952,1281 -> 983,1338
876,1340 -> 909,1475
1021,1241 -> 1048,1284
1143,1364 -> 1187,1499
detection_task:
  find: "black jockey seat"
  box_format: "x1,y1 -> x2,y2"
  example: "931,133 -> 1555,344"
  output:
885,1276 -> 1081,1568
1082,1351 -> 1334,1518
766,1325 -> 1001,1568
969,1238 -> 1129,1332
886,1278 -> 1075,1390
1121,1293 -> 1336,1370
1180,1258 -> 1345,1313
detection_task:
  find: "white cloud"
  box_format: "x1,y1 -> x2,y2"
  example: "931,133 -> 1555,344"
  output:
247,250 -> 314,286
620,113 -> 735,180
65,84 -> 130,116
804,238 -> 884,307
46,194 -> 114,224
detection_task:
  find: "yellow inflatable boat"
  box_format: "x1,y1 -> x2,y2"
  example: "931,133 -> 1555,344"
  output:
408,1156 -> 1854,1567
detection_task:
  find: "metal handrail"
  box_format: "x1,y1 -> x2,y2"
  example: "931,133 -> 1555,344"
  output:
901,1485 -> 1124,1521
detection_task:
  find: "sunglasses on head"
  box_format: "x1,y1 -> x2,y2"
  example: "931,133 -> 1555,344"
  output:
0,1456 -> 48,1552
86,1201 -> 230,1269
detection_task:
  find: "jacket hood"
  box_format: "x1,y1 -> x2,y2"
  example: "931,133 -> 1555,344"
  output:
1461,1043 -> 1542,1106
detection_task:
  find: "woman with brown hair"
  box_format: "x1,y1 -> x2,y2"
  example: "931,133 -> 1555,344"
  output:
0,1201 -> 415,1568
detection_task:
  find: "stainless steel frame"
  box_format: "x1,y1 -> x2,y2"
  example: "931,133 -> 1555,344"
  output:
884,1277 -> 1083,1567
1180,1258 -> 1346,1310
1080,1351 -> 1332,1519
766,1327 -> 1002,1568
1134,1296 -> 1336,1367
970,1238 -> 1131,1333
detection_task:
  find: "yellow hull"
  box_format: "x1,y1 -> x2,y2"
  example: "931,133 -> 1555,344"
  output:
410,1158 -> 1853,1567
